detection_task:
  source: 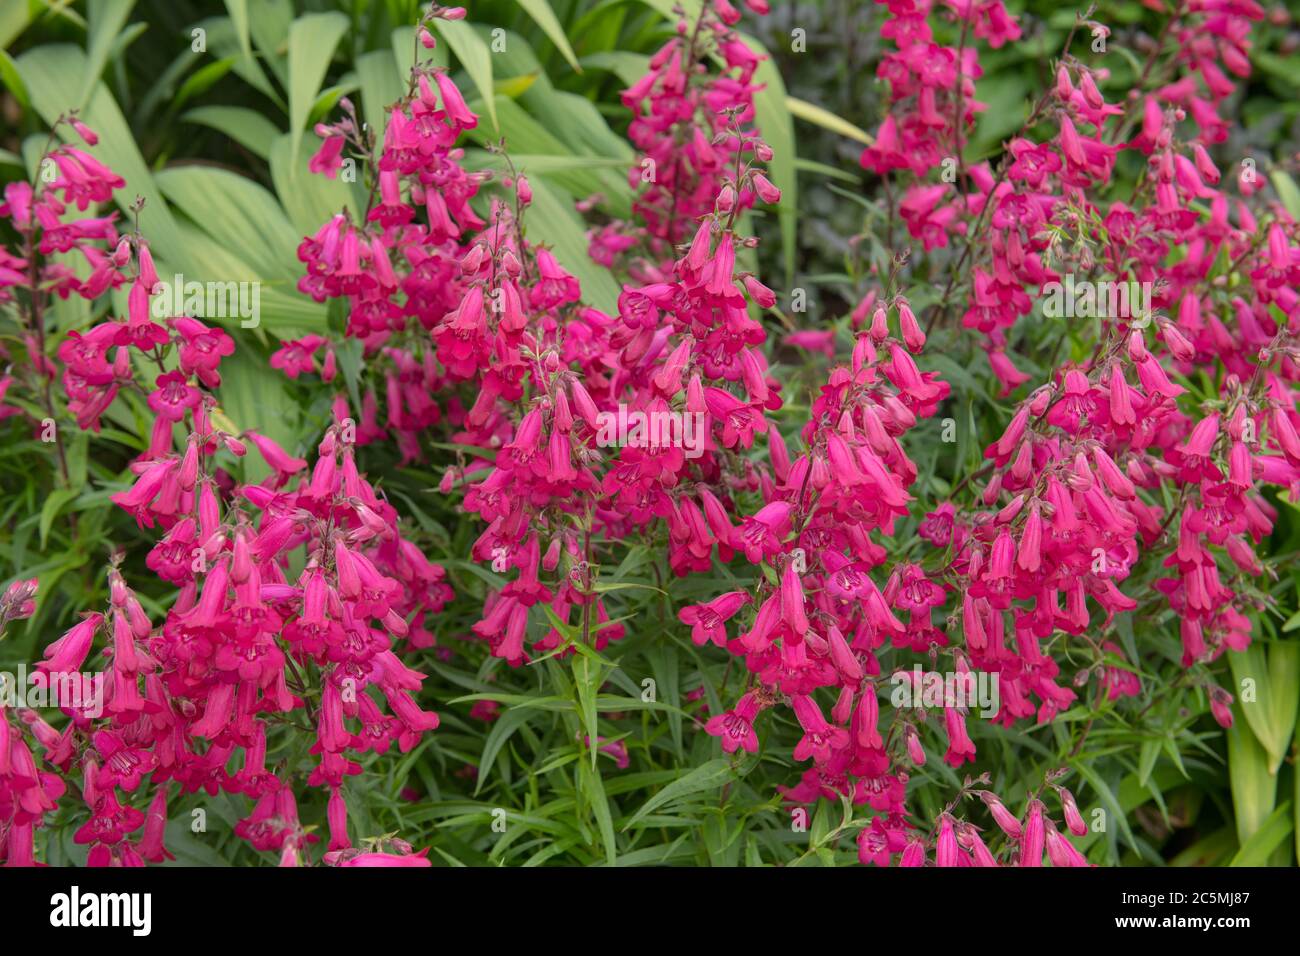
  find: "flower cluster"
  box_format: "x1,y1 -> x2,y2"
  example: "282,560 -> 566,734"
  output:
592,0 -> 772,273
1,121 -> 446,867
6,0 -> 1297,870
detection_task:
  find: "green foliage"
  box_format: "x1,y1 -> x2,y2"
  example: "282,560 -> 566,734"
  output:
1,0 -> 1298,867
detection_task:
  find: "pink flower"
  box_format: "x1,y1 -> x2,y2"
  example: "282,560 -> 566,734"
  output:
678,591 -> 750,647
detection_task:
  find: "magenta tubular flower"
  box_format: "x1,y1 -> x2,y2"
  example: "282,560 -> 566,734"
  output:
898,839 -> 926,867
980,791 -> 1022,840
1045,820 -> 1090,867
1058,787 -> 1087,837
1019,800 -> 1045,867
38,614 -> 102,674
935,815 -> 964,867
705,692 -> 761,754
678,591 -> 749,648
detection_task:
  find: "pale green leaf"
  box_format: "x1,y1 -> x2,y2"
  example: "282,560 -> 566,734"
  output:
513,0 -> 582,73
79,0 -> 135,108
287,11 -> 349,165
787,94 -> 873,145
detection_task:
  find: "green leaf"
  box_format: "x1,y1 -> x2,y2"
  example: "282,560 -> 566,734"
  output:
433,19 -> 497,133
223,0 -> 254,67
575,652 -> 601,769
1229,642 -> 1294,772
579,51 -> 649,86
287,11 -> 349,165
38,489 -> 78,549
1169,826 -> 1236,867
1227,716 -> 1278,846
355,49 -> 403,150
787,95 -> 872,145
181,106 -> 280,160
249,0 -> 292,89
1263,642 -> 1300,774
173,56 -> 238,112
198,14 -> 282,108
1137,738 -> 1160,788
78,0 -> 135,108
155,166 -> 302,279
474,707 -> 535,794
0,2 -> 33,50
793,157 -> 860,184
0,48 -> 30,111
513,0 -> 582,73
1229,802 -> 1293,866
578,760 -> 617,865
1270,170 -> 1300,221
623,757 -> 735,830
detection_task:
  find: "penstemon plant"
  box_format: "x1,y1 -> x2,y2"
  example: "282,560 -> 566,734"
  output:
0,0 -> 1297,871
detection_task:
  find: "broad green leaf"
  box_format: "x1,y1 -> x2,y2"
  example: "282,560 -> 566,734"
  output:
173,56 -> 238,111
1264,641 -> 1300,774
494,72 -> 539,99
155,166 -> 302,279
787,95 -> 873,145
578,760 -> 617,865
1270,170 -> 1300,221
287,11 -> 349,165
182,106 -> 280,159
513,0 -> 582,73
0,2 -> 33,49
1229,642 -> 1290,770
197,15 -> 282,108
1227,716 -> 1277,845
249,0 -> 292,88
579,51 -> 649,87
223,0 -> 253,66
39,489 -> 78,549
485,31 -> 633,214
355,49 -> 403,149
78,0 -> 135,108
151,219 -> 326,337
1229,802 -> 1293,866
465,96 -> 629,213
0,49 -> 30,111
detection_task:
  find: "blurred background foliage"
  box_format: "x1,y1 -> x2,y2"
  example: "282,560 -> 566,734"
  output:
1,0 -> 1298,865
